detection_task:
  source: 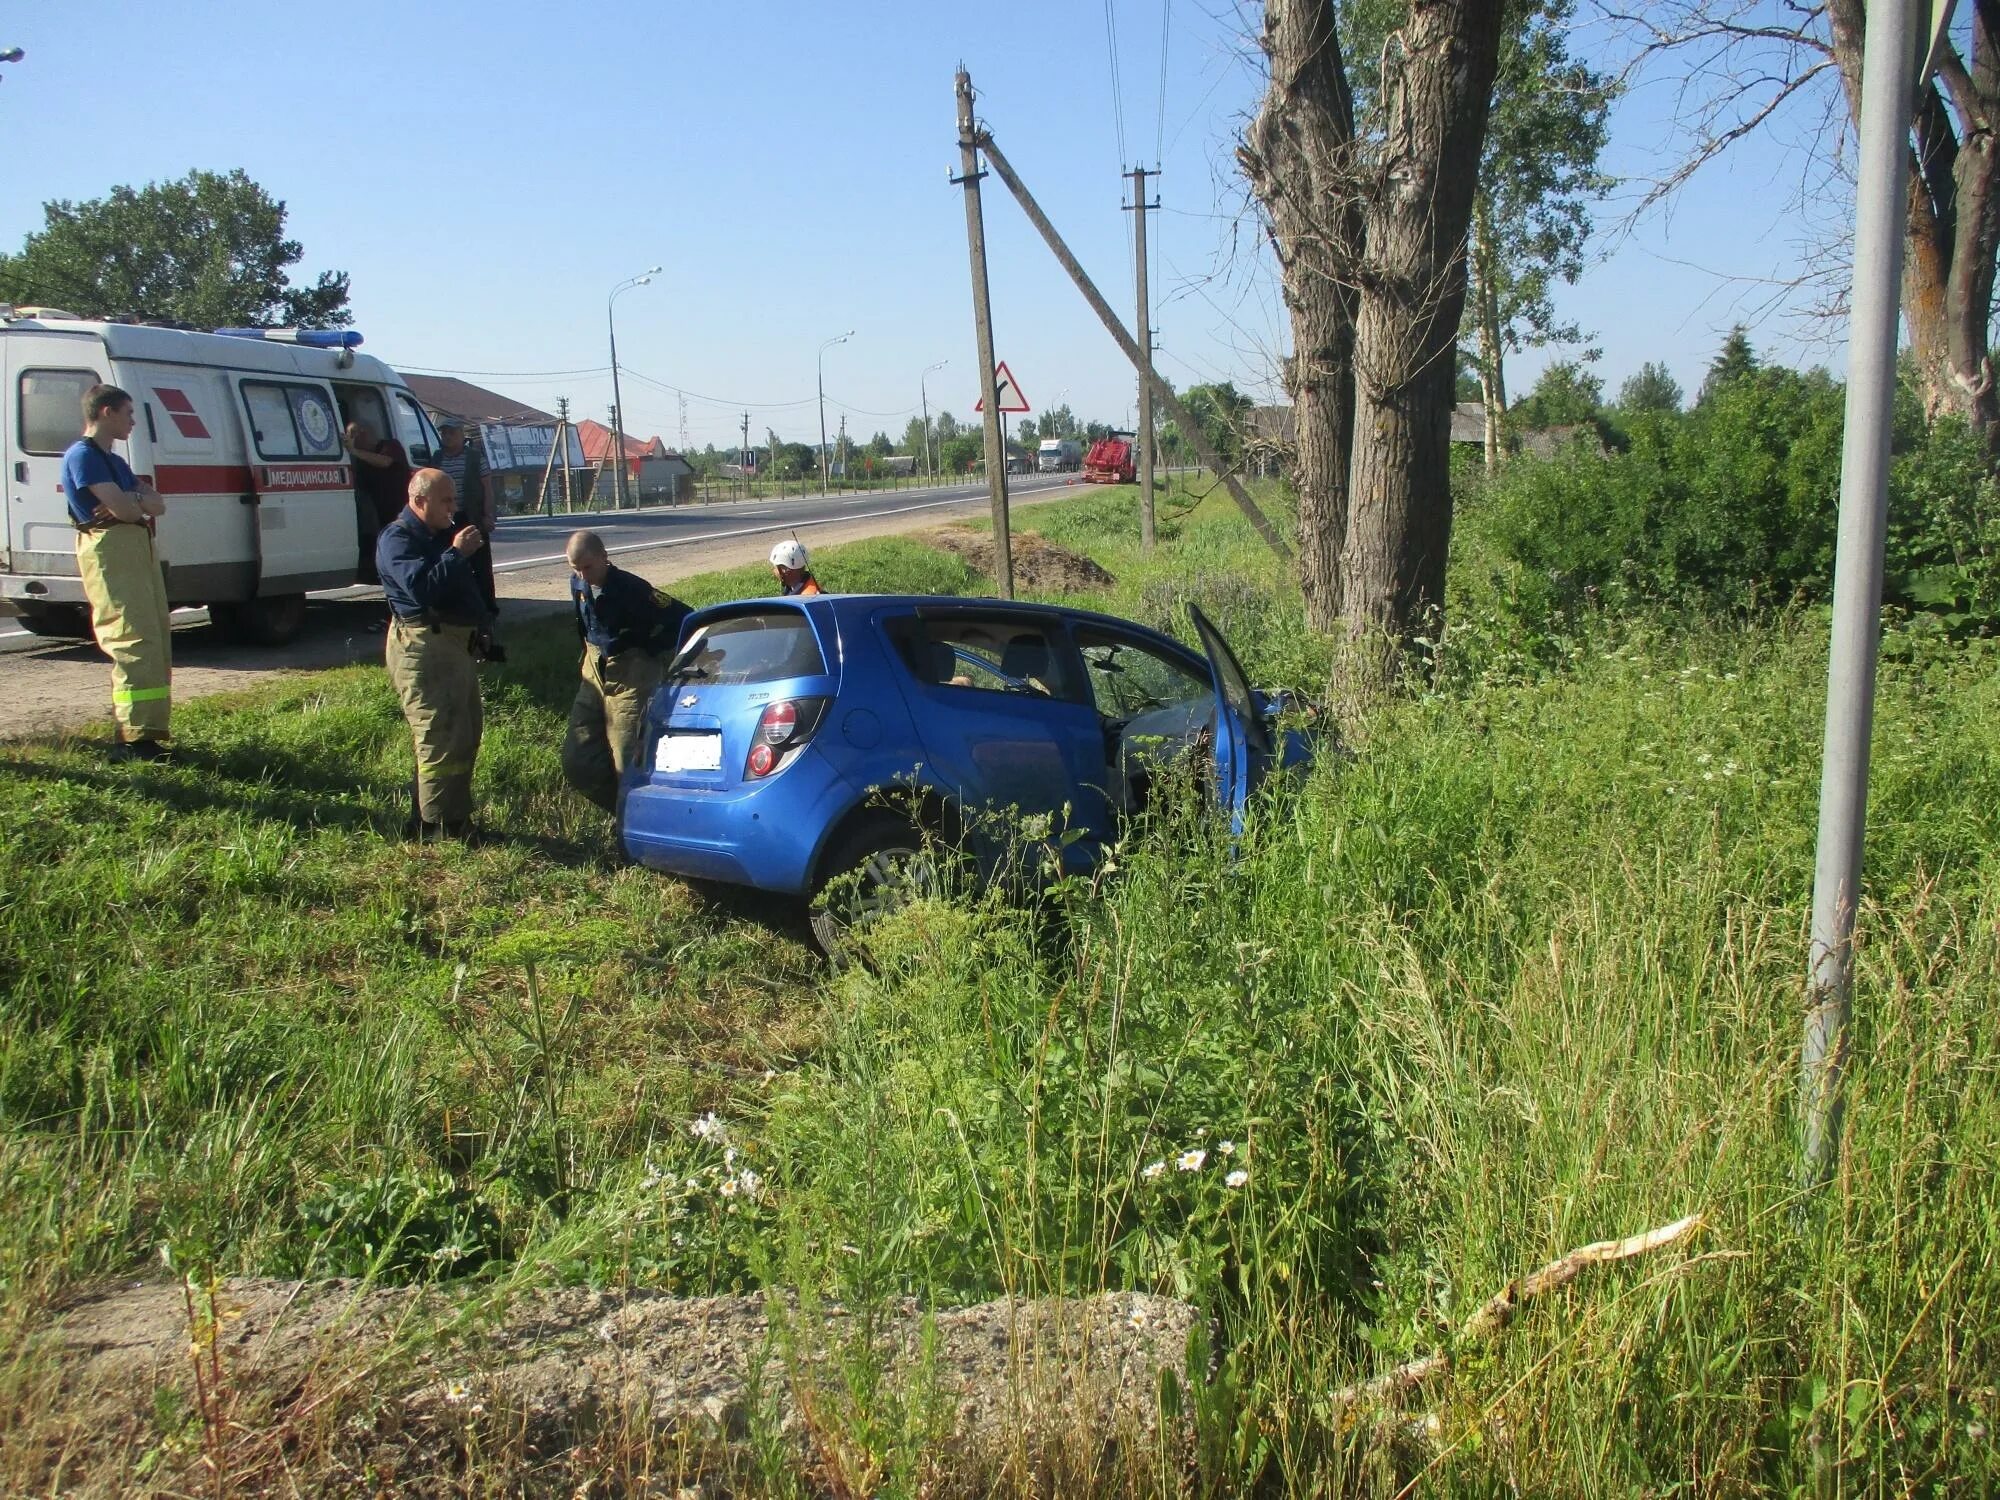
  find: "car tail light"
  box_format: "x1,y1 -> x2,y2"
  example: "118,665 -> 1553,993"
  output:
744,697 -> 829,779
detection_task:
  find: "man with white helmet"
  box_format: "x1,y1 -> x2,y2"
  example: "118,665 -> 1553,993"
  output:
769,538 -> 822,597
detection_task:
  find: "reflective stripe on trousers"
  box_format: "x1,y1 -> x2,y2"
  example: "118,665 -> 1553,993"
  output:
76,523 -> 172,739
385,618 -> 483,825
561,646 -> 663,813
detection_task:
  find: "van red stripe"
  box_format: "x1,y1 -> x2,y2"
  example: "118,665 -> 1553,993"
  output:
151,464 -> 253,494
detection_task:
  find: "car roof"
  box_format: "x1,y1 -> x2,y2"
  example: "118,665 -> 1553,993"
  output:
689,593 -> 1202,651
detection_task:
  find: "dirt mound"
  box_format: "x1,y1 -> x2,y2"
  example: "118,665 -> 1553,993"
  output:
922,526 -> 1115,592
35,1276 -> 1199,1494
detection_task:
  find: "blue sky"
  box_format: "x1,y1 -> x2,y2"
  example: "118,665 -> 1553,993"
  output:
1,1 -> 1853,450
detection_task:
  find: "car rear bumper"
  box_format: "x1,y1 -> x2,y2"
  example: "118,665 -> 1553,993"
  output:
619,748 -> 855,894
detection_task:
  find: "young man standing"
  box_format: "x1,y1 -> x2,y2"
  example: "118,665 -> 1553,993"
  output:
61,384 -> 172,761
378,468 -> 489,839
561,529 -> 689,812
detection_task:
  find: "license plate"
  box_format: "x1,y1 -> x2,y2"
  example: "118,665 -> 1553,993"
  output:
655,732 -> 722,773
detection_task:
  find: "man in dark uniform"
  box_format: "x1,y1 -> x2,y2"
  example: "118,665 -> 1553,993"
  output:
560,529 -> 690,812
378,468 -> 489,839
433,418 -> 499,616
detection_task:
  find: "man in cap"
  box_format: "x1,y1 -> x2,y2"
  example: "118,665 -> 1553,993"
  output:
378,468 -> 490,839
561,529 -> 690,812
768,537 -> 823,596
62,384 -> 172,761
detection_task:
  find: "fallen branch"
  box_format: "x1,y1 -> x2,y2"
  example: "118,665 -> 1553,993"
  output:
1333,1212 -> 1708,1414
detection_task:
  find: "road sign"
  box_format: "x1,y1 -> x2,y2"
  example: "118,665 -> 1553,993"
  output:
974,361 -> 1031,414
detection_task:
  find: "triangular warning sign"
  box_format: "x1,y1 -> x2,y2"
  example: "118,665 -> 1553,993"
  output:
974,361 -> 1031,415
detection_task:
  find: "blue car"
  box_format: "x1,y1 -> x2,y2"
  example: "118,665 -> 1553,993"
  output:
619,594 -> 1310,947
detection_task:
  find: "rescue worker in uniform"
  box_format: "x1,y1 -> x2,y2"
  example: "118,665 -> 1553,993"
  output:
769,537 -> 823,596
61,384 -> 172,761
561,529 -> 690,812
378,468 -> 489,839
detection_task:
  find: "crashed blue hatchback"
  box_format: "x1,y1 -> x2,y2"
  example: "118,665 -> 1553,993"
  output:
619,594 -> 1310,947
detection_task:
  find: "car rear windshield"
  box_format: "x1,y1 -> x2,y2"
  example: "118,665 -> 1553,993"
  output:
669,610 -> 826,685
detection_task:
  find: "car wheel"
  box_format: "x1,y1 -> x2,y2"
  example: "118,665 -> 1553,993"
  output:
807,816 -> 940,957
13,601 -> 93,640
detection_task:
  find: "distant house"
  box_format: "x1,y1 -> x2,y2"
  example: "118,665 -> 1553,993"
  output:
575,420 -> 695,504
401,374 -> 586,512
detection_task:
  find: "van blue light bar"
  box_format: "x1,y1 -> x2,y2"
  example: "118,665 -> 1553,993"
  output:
213,327 -> 364,349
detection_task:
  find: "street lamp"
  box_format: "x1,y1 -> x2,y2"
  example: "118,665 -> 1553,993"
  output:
920,359 -> 948,481
817,331 -> 854,495
607,265 -> 661,510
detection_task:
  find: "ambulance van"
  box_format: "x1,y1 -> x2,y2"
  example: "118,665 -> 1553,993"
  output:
1,307 -> 440,644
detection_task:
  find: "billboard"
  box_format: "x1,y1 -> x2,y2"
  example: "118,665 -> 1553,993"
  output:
479,422 -> 588,474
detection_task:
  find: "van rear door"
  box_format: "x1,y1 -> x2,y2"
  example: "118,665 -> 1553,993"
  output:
5,344 -> 107,583
233,376 -> 356,593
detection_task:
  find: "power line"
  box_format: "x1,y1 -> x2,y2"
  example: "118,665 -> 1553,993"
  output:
1103,0 -> 1129,171
398,362 -> 611,378
1155,0 -> 1172,167
619,365 -> 818,411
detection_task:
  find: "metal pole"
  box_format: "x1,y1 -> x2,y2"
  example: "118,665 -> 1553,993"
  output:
921,358 -> 947,484
975,128 -> 1288,563
1800,0 -> 1925,1194
956,67 -> 1014,599
606,267 -> 659,513
816,330 -> 853,498
1127,164 -> 1158,554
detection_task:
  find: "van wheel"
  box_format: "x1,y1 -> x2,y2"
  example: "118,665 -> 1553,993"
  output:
807,815 -> 942,957
210,594 -> 308,646
13,602 -> 92,640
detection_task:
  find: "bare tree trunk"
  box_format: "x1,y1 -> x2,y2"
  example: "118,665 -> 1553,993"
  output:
1239,0 -> 1360,633
1827,0 -> 2000,450
1471,192 -> 1506,471
1338,0 -> 1504,691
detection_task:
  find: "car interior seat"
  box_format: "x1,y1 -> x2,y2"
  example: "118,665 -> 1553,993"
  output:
1000,634 -> 1053,694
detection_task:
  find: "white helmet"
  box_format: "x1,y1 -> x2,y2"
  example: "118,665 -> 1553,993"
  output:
769,538 -> 809,571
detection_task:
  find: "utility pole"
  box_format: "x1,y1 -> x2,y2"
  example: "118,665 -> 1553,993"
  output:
741,411 -> 751,503
556,397 -> 574,515
972,126 -> 1288,563
606,404 -> 621,512
955,67 -> 1014,599
1799,0 -> 1944,1195
1125,164 -> 1159,555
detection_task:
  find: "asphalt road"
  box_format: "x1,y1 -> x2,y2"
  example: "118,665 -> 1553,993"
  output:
0,473 -> 1082,649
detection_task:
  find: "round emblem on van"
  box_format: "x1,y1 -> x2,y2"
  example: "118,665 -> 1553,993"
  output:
297,394 -> 333,447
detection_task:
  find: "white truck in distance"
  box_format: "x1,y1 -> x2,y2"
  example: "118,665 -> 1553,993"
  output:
1037,438 -> 1081,473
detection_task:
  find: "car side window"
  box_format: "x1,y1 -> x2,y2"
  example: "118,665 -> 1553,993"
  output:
1074,627 -> 1210,721
887,616 -> 1077,700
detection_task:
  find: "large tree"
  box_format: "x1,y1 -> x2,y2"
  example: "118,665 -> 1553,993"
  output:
0,168 -> 349,328
1463,1 -> 1615,468
1618,1 -> 2000,453
1242,0 -> 1505,672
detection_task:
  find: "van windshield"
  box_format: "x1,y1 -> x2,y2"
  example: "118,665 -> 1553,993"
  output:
669,610 -> 826,685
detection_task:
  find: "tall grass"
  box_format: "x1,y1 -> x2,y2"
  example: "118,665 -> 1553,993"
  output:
2,491 -> 1995,1490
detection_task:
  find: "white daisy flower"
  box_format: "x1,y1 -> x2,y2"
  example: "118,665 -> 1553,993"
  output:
1177,1149 -> 1207,1172
1225,1169 -> 1249,1188
1141,1160 -> 1166,1180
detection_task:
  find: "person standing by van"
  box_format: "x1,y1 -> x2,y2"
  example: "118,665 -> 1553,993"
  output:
433,419 -> 498,614
378,468 -> 488,839
347,419 -> 410,583
62,384 -> 172,762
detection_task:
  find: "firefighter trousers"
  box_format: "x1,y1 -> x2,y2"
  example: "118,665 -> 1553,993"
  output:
386,618 -> 483,826
76,523 -> 172,741
561,646 -> 662,812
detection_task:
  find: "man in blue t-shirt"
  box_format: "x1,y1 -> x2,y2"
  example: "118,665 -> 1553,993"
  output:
61,384 -> 173,762
559,528 -> 689,812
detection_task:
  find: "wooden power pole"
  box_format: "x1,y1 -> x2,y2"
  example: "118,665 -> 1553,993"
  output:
955,67 -> 1014,599
1126,164 -> 1158,555
974,128 -> 1289,564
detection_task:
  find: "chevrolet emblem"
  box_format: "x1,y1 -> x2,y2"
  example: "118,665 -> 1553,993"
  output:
680,694 -> 699,707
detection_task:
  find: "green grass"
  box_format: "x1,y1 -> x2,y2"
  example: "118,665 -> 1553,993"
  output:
2,482 -> 1996,1492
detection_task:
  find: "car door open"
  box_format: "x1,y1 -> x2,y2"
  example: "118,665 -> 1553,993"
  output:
1186,604 -> 1273,831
